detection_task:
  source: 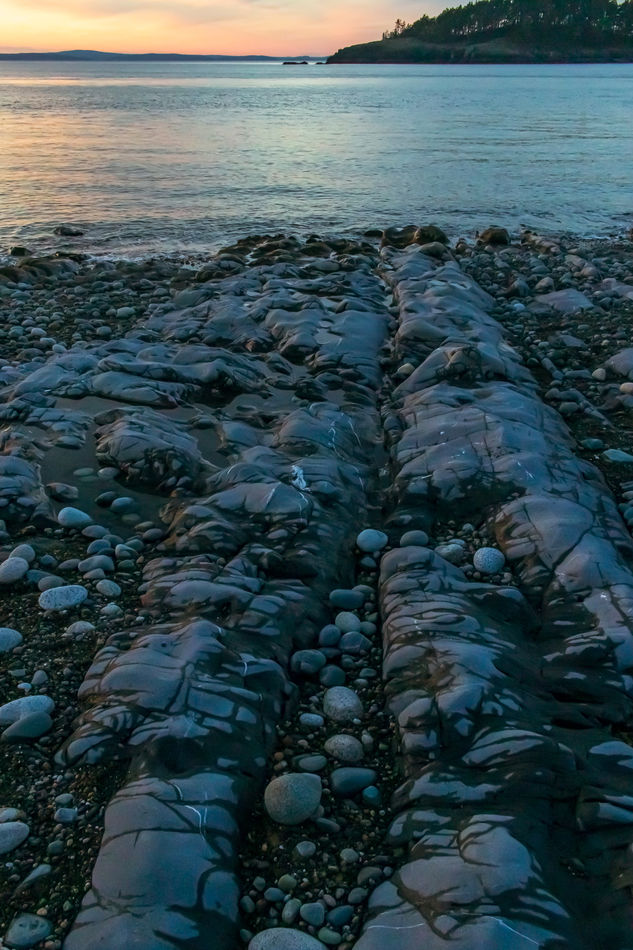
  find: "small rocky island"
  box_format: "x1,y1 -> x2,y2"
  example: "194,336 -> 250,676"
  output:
328,0 -> 633,63
2,225 -> 633,949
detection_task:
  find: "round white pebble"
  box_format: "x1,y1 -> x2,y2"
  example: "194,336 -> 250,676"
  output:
0,627 -> 23,653
323,686 -> 364,723
38,585 -> 88,611
0,557 -> 29,584
248,928 -> 326,950
57,506 -> 92,528
356,528 -> 388,553
473,547 -> 506,574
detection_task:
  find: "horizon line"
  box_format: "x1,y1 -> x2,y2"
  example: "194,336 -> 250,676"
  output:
0,48 -> 332,58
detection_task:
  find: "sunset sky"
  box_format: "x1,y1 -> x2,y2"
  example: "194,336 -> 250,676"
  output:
0,0 -> 445,56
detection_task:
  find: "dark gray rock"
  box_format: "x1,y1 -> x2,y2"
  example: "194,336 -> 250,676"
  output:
291,649 -> 327,676
356,529 -> 388,553
0,557 -> 29,584
2,712 -> 53,743
264,773 -> 322,825
330,767 -> 377,797
3,913 -> 52,948
38,584 -> 88,610
323,687 -> 363,723
0,821 -> 30,855
472,546 -> 505,574
248,930 -> 325,950
0,627 -> 23,653
324,734 -> 364,763
0,695 -> 54,725
57,506 -> 92,528
329,588 -> 365,609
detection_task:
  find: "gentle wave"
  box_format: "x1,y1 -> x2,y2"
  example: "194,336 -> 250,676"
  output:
1,61 -> 632,258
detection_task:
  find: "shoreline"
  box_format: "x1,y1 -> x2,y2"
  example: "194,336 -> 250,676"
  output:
3,221 -> 633,269
1,226 -> 633,949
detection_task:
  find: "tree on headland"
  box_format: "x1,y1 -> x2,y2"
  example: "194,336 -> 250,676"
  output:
385,0 -> 633,46
382,18 -> 412,39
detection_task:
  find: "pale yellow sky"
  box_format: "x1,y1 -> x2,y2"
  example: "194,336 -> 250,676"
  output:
0,0 -> 445,56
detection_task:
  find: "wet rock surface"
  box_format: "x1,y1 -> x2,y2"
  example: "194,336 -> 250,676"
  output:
1,228 -> 633,949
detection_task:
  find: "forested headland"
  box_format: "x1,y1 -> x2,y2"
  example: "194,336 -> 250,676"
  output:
328,0 -> 633,63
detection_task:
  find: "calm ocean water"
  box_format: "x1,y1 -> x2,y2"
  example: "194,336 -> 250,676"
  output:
0,60 -> 632,258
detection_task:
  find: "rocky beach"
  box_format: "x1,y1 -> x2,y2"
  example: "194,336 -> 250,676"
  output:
1,225 -> 633,950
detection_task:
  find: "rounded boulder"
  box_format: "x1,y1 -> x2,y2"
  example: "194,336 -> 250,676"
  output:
264,773 -> 322,826
248,929 -> 325,950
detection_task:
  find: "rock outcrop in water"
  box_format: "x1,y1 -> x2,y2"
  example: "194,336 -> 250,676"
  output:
2,229 -> 633,949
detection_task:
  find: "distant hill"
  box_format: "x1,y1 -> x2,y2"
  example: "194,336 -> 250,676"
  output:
0,50 -> 326,62
328,0 -> 633,63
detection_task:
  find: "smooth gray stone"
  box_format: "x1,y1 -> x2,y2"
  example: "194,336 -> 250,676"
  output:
299,713 -> 325,729
435,542 -> 466,565
327,905 -> 354,926
400,530 -> 429,546
2,712 -> 52,742
87,539 -> 113,555
0,628 -> 23,653
38,584 -> 88,610
264,886 -> 285,902
339,632 -> 372,655
14,863 -> 51,894
277,874 -> 297,892
281,898 -> 302,924
334,611 -> 362,633
82,524 -> 108,538
10,544 -> 36,563
0,821 -> 29,854
361,785 -> 381,806
319,666 -> 346,687
318,624 -> 341,646
535,289 -> 593,312
317,927 -> 343,946
300,902 -> 326,926
4,913 -> 52,947
347,887 -> 367,905
248,929 -> 326,950
65,620 -> 95,636
293,840 -> 317,859
0,695 -> 54,725
324,734 -> 364,763
291,649 -> 327,676
294,754 -> 328,773
329,588 -> 365,609
37,575 -> 63,591
264,773 -> 322,825
603,448 -> 633,464
330,767 -> 377,797
0,557 -> 29,584
96,579 -> 121,598
78,554 -> 115,573
356,528 -> 388,552
57,506 -> 92,528
323,686 -> 363,723
605,347 -> 633,378
472,547 -> 506,574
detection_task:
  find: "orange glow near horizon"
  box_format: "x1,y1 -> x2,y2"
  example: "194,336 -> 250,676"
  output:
0,0 -> 446,57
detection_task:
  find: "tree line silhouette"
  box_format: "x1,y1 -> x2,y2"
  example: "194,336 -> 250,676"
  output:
383,0 -> 633,45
